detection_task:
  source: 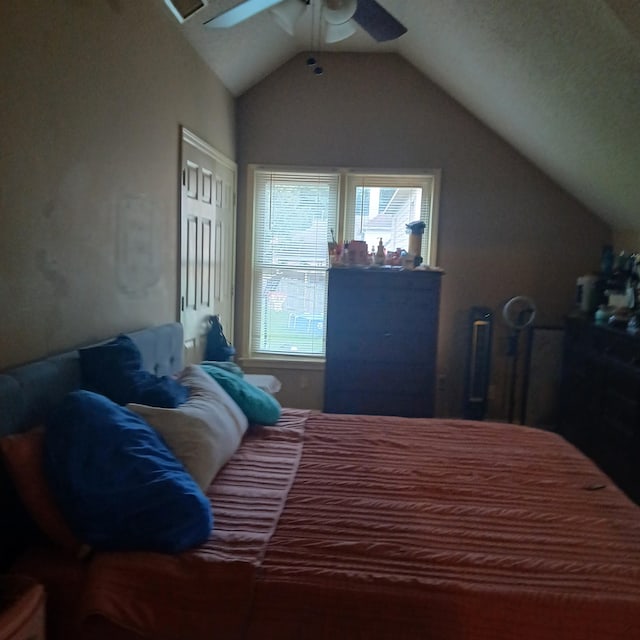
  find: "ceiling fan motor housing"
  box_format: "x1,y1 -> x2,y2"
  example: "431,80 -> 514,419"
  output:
323,0 -> 358,24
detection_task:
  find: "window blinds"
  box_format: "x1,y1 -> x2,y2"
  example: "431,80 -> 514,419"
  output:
249,168 -> 438,358
253,171 -> 340,269
251,171 -> 339,356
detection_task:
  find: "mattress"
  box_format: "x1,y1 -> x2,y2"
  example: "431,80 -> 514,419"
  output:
13,410 -> 640,640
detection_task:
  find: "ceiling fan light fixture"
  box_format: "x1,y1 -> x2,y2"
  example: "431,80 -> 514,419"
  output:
271,0 -> 308,36
323,0 -> 357,25
324,19 -> 357,43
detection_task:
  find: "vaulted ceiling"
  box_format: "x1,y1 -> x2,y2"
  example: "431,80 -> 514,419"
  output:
169,0 -> 640,232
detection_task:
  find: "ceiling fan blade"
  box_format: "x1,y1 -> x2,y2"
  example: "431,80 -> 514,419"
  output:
352,0 -> 407,42
204,0 -> 285,28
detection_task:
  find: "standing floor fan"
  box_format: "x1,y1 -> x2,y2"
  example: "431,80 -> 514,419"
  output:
463,306 -> 493,420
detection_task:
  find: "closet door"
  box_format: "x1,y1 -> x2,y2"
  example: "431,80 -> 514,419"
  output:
180,128 -> 237,364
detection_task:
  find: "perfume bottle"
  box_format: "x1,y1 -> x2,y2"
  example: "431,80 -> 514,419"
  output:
374,238 -> 386,266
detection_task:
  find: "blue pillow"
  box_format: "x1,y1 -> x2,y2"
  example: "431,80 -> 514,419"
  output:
200,364 -> 281,425
44,390 -> 212,553
79,335 -> 188,407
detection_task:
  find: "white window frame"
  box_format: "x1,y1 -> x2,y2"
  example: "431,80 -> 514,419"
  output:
242,165 -> 441,364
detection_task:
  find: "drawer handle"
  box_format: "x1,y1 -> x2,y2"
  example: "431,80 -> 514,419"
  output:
383,331 -> 392,338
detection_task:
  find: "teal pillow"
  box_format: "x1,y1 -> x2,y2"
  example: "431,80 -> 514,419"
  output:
199,364 -> 281,425
200,360 -> 245,377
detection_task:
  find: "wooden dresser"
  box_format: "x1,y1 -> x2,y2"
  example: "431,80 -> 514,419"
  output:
324,268 -> 443,417
559,316 -> 640,504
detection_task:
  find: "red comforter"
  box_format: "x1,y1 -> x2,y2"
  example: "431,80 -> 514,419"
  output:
20,410 -> 640,639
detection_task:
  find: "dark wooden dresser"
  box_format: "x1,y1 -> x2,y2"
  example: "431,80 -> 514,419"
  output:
559,316 -> 640,503
323,267 -> 443,417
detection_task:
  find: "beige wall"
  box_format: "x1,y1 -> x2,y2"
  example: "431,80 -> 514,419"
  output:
236,53 -> 611,417
613,230 -> 640,255
0,1 -> 234,369
0,13 -> 614,422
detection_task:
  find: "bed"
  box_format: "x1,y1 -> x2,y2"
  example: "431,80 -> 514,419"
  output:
1,323 -> 639,640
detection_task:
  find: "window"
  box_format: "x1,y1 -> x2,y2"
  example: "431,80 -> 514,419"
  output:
344,173 -> 437,266
248,167 -> 439,359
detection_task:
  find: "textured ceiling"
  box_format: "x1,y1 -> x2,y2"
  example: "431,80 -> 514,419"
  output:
173,0 -> 640,232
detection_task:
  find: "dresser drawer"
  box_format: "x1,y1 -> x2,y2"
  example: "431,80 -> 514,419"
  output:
328,268 -> 441,295
326,325 -> 437,363
327,361 -> 432,394
560,318 -> 640,504
324,388 -> 433,417
329,281 -> 439,322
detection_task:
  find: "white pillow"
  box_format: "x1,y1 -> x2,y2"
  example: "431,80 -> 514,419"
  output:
127,364 -> 248,490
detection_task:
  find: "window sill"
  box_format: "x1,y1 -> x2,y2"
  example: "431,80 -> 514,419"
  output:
237,356 -> 325,371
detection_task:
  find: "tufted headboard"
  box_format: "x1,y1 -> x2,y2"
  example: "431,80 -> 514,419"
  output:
0,322 -> 184,437
0,323 -> 184,568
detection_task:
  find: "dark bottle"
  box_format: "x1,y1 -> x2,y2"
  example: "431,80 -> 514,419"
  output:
600,244 -> 614,276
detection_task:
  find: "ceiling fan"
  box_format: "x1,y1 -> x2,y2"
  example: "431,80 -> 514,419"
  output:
204,0 -> 407,44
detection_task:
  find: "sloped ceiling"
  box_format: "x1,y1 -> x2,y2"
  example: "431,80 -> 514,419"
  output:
171,0 -> 640,232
